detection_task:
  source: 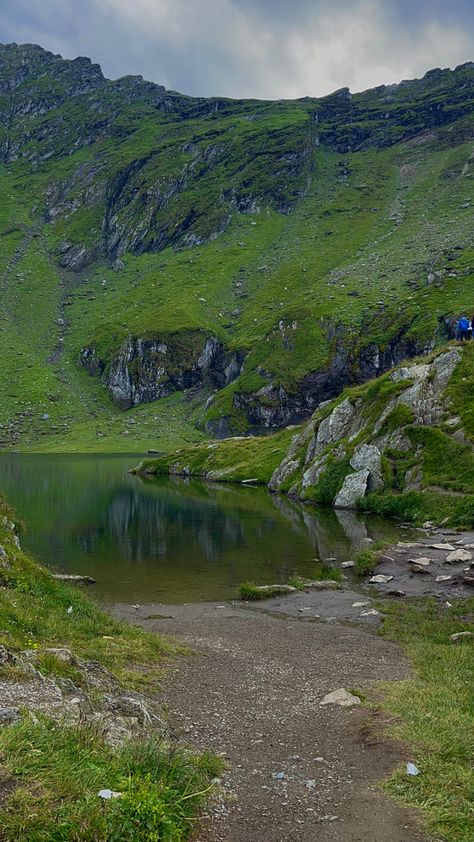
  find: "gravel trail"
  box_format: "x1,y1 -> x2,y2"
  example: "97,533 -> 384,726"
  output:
113,600 -> 430,842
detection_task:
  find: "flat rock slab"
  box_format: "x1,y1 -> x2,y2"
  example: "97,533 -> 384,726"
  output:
368,529 -> 474,598
112,601 -> 429,842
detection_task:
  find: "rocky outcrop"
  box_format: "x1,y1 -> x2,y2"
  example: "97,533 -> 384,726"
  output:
80,333 -> 245,410
219,331 -> 435,434
269,348 -> 464,509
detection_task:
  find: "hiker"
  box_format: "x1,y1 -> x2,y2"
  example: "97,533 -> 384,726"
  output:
456,314 -> 470,341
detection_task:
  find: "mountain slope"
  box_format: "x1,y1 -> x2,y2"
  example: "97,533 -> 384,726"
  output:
0,43 -> 473,451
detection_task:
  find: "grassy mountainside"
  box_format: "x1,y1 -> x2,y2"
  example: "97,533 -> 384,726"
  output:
0,44 -> 473,450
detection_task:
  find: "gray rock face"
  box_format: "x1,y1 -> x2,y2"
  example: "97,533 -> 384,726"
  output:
375,349 -> 462,433
314,399 -> 355,454
301,454 -> 329,492
349,443 -> 383,490
226,331 -> 434,434
333,469 -> 369,509
81,334 -> 245,410
269,457 -> 300,491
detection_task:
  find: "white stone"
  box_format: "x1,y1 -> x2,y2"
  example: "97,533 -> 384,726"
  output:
408,557 -> 431,566
333,469 -> 369,509
450,632 -> 474,643
369,574 -> 393,584
319,688 -> 361,707
430,543 -> 455,551
446,549 -> 472,563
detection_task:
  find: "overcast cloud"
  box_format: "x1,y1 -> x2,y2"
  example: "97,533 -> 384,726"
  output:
0,0 -> 473,98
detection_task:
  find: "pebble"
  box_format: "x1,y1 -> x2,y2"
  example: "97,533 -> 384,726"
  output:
369,574 -> 393,584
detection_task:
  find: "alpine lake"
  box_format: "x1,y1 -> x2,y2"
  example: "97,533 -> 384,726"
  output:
0,454 -> 410,605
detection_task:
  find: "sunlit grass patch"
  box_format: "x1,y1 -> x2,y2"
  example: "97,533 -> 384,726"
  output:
379,598 -> 474,842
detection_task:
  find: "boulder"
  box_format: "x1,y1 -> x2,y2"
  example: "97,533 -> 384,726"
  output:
446,549 -> 472,563
301,454 -> 329,491
320,688 -> 361,707
269,457 -> 300,491
43,648 -> 75,663
334,469 -> 369,509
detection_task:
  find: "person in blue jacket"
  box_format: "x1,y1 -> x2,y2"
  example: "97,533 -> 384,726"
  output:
457,314 -> 470,341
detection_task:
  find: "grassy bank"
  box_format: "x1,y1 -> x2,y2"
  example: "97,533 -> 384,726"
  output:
0,496 -> 219,840
379,598 -> 474,842
136,427 -> 294,484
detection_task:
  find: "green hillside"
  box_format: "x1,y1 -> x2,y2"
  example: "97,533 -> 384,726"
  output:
0,44 -> 473,451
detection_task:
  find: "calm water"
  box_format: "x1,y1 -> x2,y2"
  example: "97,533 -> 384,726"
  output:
0,454 -> 407,604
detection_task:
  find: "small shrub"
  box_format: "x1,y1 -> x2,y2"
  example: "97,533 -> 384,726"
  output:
319,565 -> 342,582
288,576 -> 306,591
355,549 -> 378,577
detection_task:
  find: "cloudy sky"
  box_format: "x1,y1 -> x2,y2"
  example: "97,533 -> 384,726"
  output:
1,0 -> 473,99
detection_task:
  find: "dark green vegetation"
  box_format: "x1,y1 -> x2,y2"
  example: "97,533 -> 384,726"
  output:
0,495 -> 220,839
0,44 -> 473,450
380,598 -> 474,842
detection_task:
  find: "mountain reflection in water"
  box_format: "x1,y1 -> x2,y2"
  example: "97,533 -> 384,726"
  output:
0,454 -> 406,603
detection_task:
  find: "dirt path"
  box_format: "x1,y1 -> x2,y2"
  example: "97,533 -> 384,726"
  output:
113,600 -> 429,842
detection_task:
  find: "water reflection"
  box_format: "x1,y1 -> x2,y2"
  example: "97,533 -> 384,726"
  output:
0,454 -> 406,604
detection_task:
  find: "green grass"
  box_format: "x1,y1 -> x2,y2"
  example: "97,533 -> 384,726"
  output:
379,598 -> 474,842
318,565 -> 343,582
354,549 -> 379,577
0,718 -> 221,841
0,52 -> 473,449
137,427 -> 295,484
359,490 -> 474,529
287,575 -> 308,590
239,582 -> 292,600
